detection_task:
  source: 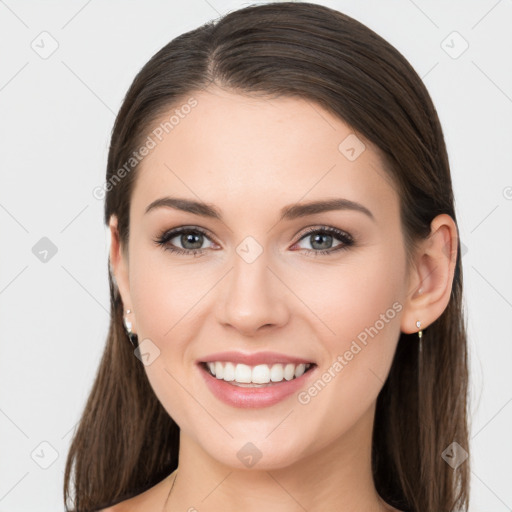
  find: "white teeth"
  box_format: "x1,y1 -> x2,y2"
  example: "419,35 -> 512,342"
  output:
235,363 -> 252,383
214,361 -> 224,379
223,362 -> 235,381
270,363 -> 284,382
204,361 -> 313,384
283,363 -> 296,381
251,364 -> 270,384
294,363 -> 306,378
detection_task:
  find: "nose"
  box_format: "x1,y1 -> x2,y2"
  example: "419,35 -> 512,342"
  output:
216,251 -> 290,336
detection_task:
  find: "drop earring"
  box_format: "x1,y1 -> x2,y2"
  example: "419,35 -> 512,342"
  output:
416,286 -> 424,341
416,320 -> 423,339
123,309 -> 138,348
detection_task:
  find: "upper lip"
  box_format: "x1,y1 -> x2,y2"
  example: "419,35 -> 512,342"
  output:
197,351 -> 315,366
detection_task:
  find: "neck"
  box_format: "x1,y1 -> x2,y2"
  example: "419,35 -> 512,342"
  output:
165,403 -> 396,512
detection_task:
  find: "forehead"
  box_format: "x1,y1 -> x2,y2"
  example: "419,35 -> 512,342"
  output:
131,87 -> 399,222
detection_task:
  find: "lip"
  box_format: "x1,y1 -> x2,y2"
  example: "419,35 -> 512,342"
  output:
197,351 -> 315,366
197,361 -> 318,408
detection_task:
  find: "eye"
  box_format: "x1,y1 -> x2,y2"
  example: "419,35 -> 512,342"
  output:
291,226 -> 354,256
153,226 -> 217,256
153,225 -> 355,257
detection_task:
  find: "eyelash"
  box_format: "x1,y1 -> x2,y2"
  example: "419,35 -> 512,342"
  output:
153,225 -> 355,257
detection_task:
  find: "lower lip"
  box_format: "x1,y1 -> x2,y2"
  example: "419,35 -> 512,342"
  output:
198,363 -> 317,408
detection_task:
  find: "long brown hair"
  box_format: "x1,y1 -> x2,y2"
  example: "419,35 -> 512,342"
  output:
64,3 -> 471,511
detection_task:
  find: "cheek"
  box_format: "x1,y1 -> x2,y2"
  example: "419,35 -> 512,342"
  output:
127,254 -> 209,420
294,248 -> 404,338
129,248 -> 210,339
292,254 -> 405,440
298,246 -> 405,381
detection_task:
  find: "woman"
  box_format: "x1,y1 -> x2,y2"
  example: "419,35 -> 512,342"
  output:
64,2 -> 470,511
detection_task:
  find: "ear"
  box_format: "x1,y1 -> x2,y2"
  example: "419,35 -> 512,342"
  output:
400,213 -> 458,335
109,215 -> 137,334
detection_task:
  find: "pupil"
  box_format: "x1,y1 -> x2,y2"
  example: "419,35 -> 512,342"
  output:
182,232 -> 203,249
311,233 -> 332,250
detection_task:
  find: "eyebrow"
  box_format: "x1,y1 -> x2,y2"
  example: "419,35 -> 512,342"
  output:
144,196 -> 375,222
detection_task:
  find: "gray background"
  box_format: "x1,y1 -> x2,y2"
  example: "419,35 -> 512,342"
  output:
0,1 -> 511,510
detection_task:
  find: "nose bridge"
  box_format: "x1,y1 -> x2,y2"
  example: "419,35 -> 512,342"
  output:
218,235 -> 288,333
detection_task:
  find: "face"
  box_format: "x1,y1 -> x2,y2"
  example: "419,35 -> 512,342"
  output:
111,87 -> 414,470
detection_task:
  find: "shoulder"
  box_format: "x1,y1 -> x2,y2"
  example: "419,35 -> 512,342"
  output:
97,472 -> 174,512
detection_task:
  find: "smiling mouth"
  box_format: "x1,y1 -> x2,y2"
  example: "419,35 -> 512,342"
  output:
199,361 -> 317,387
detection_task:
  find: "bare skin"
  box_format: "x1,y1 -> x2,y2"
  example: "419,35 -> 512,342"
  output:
106,86 -> 458,512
